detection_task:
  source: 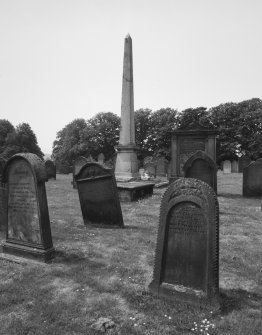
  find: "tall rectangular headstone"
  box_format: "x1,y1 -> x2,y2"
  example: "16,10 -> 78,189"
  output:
243,160 -> 262,196
149,178 -> 219,306
2,153 -> 55,262
223,160 -> 231,174
75,162 -> 124,227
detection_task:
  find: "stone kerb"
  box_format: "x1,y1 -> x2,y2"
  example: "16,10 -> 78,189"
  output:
243,160 -> 262,197
2,153 -> 55,262
149,178 -> 219,306
75,162 -> 124,227
183,150 -> 217,193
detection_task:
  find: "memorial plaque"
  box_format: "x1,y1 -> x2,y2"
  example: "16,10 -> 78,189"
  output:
75,162 -> 124,227
223,160 -> 231,174
149,178 -> 219,306
243,160 -> 262,197
239,155 -> 251,173
45,159 -> 56,180
2,153 -> 55,262
183,151 -> 217,193
0,183 -> 7,231
72,156 -> 89,188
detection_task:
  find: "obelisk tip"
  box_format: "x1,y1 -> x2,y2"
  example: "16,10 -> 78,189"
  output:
125,33 -> 131,39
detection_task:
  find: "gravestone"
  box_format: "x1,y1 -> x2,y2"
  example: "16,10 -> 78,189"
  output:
223,160 -> 231,174
45,159 -> 56,180
144,162 -> 156,178
0,157 -> 6,182
0,183 -> 7,231
75,162 -> 124,227
170,127 -> 218,182
149,178 -> 219,306
243,160 -> 262,196
239,155 -> 251,173
231,160 -> 239,173
156,157 -> 168,177
1,153 -> 55,262
183,151 -> 217,193
97,153 -> 105,165
72,156 -> 89,188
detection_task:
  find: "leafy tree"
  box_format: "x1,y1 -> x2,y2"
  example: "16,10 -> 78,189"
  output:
134,108 -> 152,158
177,107 -> 213,129
0,119 -> 15,156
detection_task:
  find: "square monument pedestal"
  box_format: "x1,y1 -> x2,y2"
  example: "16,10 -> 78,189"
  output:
117,182 -> 155,202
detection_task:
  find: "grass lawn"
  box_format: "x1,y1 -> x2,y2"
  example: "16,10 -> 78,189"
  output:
0,171 -> 261,335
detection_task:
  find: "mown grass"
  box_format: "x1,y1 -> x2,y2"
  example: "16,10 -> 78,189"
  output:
0,171 -> 261,334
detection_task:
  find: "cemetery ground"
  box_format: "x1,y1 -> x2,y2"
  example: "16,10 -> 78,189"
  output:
0,172 -> 261,335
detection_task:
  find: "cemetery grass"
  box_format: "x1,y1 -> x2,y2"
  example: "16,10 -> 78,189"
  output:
0,172 -> 261,335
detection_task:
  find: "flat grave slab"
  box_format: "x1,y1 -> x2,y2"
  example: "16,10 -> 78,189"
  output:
117,181 -> 155,202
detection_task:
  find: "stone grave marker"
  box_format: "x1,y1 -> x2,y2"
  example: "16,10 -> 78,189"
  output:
75,162 -> 124,227
45,159 -> 56,180
231,160 -> 239,173
223,160 -> 231,174
149,178 -> 219,306
239,155 -> 251,173
0,182 -> 7,231
1,153 -> 55,262
183,151 -> 217,193
144,162 -> 156,178
243,160 -> 262,196
156,157 -> 168,177
72,156 -> 89,188
97,153 -> 105,165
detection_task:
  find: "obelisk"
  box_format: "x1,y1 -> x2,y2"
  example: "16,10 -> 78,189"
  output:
115,34 -> 139,181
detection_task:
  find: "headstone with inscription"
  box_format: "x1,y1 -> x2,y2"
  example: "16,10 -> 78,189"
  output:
45,159 -> 56,180
243,160 -> 262,197
223,160 -> 231,174
149,178 -> 219,306
170,127 -> 218,182
72,156 -> 89,188
239,155 -> 251,173
1,153 -> 55,262
0,182 -> 7,231
231,160 -> 239,173
75,162 -> 124,227
183,151 -> 217,193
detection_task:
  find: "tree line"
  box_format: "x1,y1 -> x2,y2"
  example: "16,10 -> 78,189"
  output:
1,98 -> 261,170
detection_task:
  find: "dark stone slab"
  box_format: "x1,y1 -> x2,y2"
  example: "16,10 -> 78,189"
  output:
0,157 -> 6,182
239,155 -> 251,173
72,156 -> 89,188
0,183 -> 7,231
243,160 -> 262,197
149,178 -> 219,306
75,162 -> 124,227
183,150 -> 217,193
45,159 -> 56,180
1,153 -> 55,262
117,182 -> 155,202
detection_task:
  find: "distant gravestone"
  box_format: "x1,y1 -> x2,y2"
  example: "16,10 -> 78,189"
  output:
2,153 -> 55,262
97,153 -> 105,165
231,160 -> 239,173
243,160 -> 262,197
0,183 -> 7,231
72,156 -> 89,188
144,163 -> 156,178
149,178 -> 219,306
75,162 -> 124,227
183,151 -> 217,193
156,157 -> 168,177
45,159 -> 56,180
239,155 -> 251,173
223,160 -> 231,174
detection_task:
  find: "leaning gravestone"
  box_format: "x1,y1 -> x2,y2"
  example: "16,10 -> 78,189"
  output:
243,160 -> 262,196
1,153 -> 55,262
72,156 -> 89,188
223,160 -> 231,174
45,159 -> 56,180
75,162 -> 124,227
149,178 -> 219,306
239,155 -> 251,173
183,151 -> 217,193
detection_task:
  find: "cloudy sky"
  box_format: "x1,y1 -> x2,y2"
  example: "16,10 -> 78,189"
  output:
1,0 -> 261,154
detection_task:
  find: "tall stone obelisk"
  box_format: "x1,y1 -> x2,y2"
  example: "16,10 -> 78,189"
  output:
115,34 -> 139,181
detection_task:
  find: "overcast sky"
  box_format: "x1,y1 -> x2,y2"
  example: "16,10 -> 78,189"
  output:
1,0 -> 262,154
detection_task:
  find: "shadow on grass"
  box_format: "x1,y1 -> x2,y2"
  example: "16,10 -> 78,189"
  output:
53,249 -> 87,263
219,288 -> 262,315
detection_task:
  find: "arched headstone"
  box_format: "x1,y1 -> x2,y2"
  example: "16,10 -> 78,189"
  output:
45,159 -> 56,180
149,178 -> 219,306
243,160 -> 262,196
2,153 -> 55,262
183,151 -> 217,193
72,156 -> 89,188
75,162 -> 124,227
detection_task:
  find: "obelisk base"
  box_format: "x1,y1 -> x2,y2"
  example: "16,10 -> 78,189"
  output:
115,144 -> 139,181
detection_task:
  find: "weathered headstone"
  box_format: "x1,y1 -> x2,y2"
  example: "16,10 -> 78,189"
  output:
0,182 -> 7,231
97,153 -> 105,165
243,160 -> 262,196
183,151 -> 217,193
239,155 -> 251,173
1,153 -> 55,262
45,159 -> 56,180
223,160 -> 231,174
156,157 -> 168,177
75,162 -> 124,227
149,178 -> 219,306
72,156 -> 89,188
231,160 -> 239,173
